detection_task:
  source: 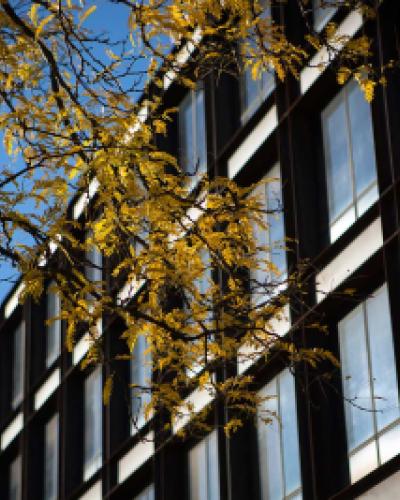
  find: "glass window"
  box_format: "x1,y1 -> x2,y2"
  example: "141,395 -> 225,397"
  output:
84,366 -> 103,481
183,248 -> 213,377
241,1 -> 275,123
44,414 -> 59,500
179,84 -> 207,181
251,163 -> 287,301
131,334 -> 152,430
322,80 -> 378,241
257,369 -> 302,500
46,284 -> 61,367
12,321 -> 25,409
85,232 -> 103,334
185,248 -> 212,322
313,0 -> 337,31
339,284 -> 400,483
189,430 -> 220,500
134,484 -> 155,500
86,235 -> 102,284
9,455 -> 22,500
241,67 -> 275,124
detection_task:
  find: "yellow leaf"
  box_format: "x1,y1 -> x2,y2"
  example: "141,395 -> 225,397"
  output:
103,374 -> 114,405
337,67 -> 351,85
251,60 -> 262,81
68,167 -> 79,180
153,119 -> 167,135
4,131 -> 13,156
29,4 -> 39,26
68,157 -> 84,179
35,14 -> 54,39
79,5 -> 97,28
106,48 -> 121,61
361,79 -> 376,103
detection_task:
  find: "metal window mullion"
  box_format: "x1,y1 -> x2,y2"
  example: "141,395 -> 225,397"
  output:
363,300 -> 380,465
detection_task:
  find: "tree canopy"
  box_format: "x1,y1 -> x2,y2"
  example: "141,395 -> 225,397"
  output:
0,0 -> 383,435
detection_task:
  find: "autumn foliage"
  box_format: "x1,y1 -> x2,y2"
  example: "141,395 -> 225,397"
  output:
0,0 -> 380,434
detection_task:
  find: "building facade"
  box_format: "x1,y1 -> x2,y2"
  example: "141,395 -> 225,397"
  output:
2,1 -> 400,499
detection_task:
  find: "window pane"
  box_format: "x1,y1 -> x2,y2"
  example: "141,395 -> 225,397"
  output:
261,71 -> 275,100
366,285 -> 400,431
44,415 -> 59,500
280,370 -> 302,497
189,436 -> 208,500
131,334 -> 152,427
180,93 -> 194,175
195,88 -> 207,175
313,0 -> 336,31
251,164 -> 286,296
189,430 -> 219,500
323,96 -> 353,222
206,430 -> 220,500
358,184 -> 378,218
251,182 -> 269,290
47,286 -> 61,367
9,455 -> 22,500
339,305 -> 375,451
347,83 -> 377,198
134,484 -> 155,500
86,232 -> 102,285
84,366 -> 102,479
242,68 -> 260,116
241,68 -> 274,123
266,168 -> 286,276
258,378 -> 284,500
241,1 -> 274,122
12,322 -> 25,409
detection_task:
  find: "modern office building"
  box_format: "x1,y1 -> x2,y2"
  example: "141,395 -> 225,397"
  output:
2,1 -> 400,499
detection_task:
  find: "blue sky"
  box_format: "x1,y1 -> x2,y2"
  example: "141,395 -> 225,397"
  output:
0,1 -> 132,302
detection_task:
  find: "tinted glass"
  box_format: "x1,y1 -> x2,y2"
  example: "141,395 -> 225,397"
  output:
366,285 -> 400,431
242,68 -> 260,114
84,366 -> 102,476
206,430 -> 220,500
134,484 -> 155,500
280,370 -> 302,496
347,83 -> 377,197
195,88 -> 207,175
12,322 -> 25,409
180,93 -> 194,174
313,0 -> 336,30
10,455 -> 22,500
189,436 -> 208,500
44,415 -> 59,500
340,305 -> 375,451
47,287 -> 61,367
259,378 -> 284,500
131,334 -> 151,424
323,97 -> 353,222
189,430 -> 219,500
86,244 -> 102,283
266,171 -> 286,276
